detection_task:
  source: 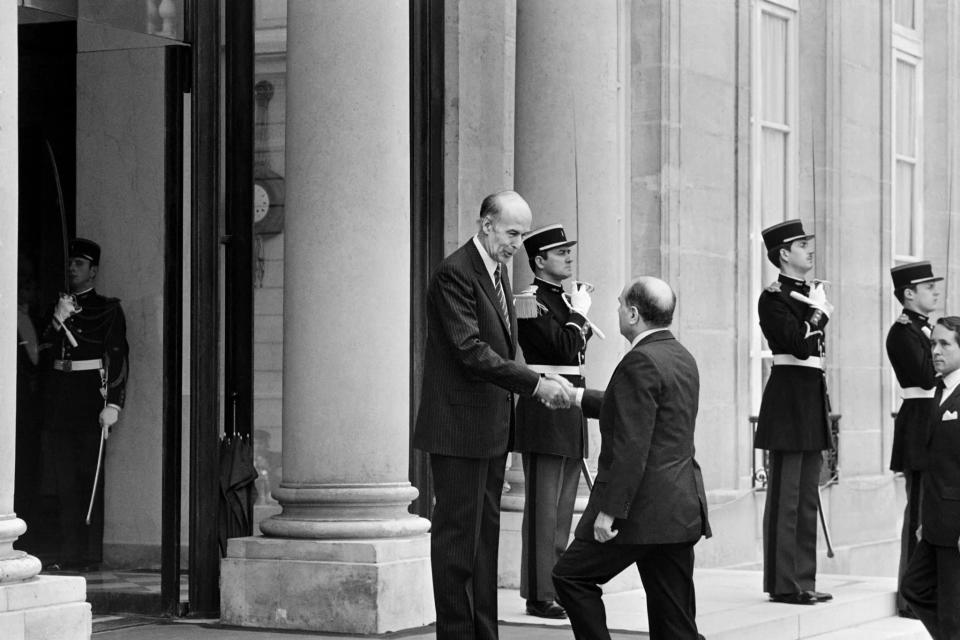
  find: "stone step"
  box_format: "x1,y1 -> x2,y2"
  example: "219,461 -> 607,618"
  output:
498,570 -> 909,640
806,616 -> 927,639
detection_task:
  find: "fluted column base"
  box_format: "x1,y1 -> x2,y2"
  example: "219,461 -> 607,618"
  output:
259,482 -> 430,539
0,516 -> 40,584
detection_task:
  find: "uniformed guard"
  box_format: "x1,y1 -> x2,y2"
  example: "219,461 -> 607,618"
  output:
514,223 -> 593,619
41,238 -> 129,571
756,219 -> 834,605
887,260 -> 942,618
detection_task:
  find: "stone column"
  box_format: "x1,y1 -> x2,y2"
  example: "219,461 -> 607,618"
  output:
499,0 -> 630,589
0,5 -> 90,638
220,1 -> 432,634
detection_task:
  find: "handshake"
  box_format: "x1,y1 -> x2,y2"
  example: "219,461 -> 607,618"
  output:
534,373 -> 579,410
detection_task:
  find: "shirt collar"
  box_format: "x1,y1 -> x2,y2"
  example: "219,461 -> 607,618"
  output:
74,287 -> 95,297
941,369 -> 960,404
472,235 -> 500,280
630,327 -> 669,349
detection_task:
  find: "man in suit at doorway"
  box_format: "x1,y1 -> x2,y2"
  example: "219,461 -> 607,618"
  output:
901,316 -> 960,638
755,219 -> 834,605
413,190 -> 571,640
552,276 -> 711,640
886,260 -> 942,618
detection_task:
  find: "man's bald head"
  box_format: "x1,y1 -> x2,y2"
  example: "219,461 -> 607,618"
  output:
623,277 -> 676,329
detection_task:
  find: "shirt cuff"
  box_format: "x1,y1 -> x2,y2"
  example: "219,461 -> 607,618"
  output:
574,388 -> 584,407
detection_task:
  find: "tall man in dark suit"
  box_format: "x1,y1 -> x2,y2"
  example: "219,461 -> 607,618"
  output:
413,190 -> 571,640
755,219 -> 833,605
552,276 -> 711,640
514,224 -> 593,619
901,316 -> 960,638
887,261 -> 942,618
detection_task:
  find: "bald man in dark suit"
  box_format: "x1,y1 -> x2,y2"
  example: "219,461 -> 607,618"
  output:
552,277 -> 711,640
413,190 -> 571,640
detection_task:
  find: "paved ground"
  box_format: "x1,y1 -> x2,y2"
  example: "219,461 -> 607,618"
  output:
92,570 -> 922,639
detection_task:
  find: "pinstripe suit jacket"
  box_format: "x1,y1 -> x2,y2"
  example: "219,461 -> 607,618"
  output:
414,239 -> 541,458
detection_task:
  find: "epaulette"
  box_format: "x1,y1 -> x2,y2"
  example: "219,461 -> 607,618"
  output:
514,286 -> 539,319
765,281 -> 782,293
896,313 -> 910,325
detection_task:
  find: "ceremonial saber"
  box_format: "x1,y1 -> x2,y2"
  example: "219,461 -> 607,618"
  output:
45,139 -> 79,349
817,485 -> 835,558
569,100 -> 606,340
85,426 -> 107,525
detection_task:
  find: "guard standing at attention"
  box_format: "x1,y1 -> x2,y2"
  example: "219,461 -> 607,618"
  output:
886,260 -> 942,618
514,224 -> 593,619
755,219 -> 834,605
42,238 -> 129,571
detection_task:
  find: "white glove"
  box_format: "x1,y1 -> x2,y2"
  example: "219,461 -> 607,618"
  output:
790,284 -> 834,318
54,294 -> 79,324
569,282 -> 592,316
99,406 -> 119,434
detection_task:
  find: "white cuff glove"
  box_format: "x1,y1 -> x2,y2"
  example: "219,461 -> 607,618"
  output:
54,294 -> 79,324
99,405 -> 119,433
790,285 -> 833,318
569,283 -> 592,316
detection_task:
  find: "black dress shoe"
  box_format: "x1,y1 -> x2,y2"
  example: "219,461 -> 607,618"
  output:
526,599 -> 567,618
769,591 -> 817,605
805,590 -> 832,602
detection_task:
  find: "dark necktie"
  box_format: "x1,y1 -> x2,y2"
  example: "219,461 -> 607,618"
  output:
936,377 -> 947,406
494,265 -> 509,327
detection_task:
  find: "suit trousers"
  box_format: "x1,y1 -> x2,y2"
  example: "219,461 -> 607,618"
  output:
552,537 -> 701,640
898,470 -> 923,613
901,538 -> 960,639
429,453 -> 507,640
763,450 -> 821,595
520,452 -> 581,601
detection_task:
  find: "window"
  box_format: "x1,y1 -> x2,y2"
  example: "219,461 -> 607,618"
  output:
892,0 -> 923,263
750,0 -> 799,414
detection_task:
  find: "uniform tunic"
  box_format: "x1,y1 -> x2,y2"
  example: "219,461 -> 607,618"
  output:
887,308 -> 936,473
41,288 -> 128,566
755,274 -> 831,452
515,278 -> 590,458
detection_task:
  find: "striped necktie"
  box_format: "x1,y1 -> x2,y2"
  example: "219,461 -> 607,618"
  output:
494,264 -> 510,327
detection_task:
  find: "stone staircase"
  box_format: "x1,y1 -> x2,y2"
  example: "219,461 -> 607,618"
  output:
498,569 -> 929,639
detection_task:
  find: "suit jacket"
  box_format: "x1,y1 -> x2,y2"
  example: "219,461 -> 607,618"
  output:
413,239 -> 540,458
514,278 -> 591,458
921,383 -> 960,547
755,274 -> 831,451
887,309 -> 937,472
574,330 -> 711,545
